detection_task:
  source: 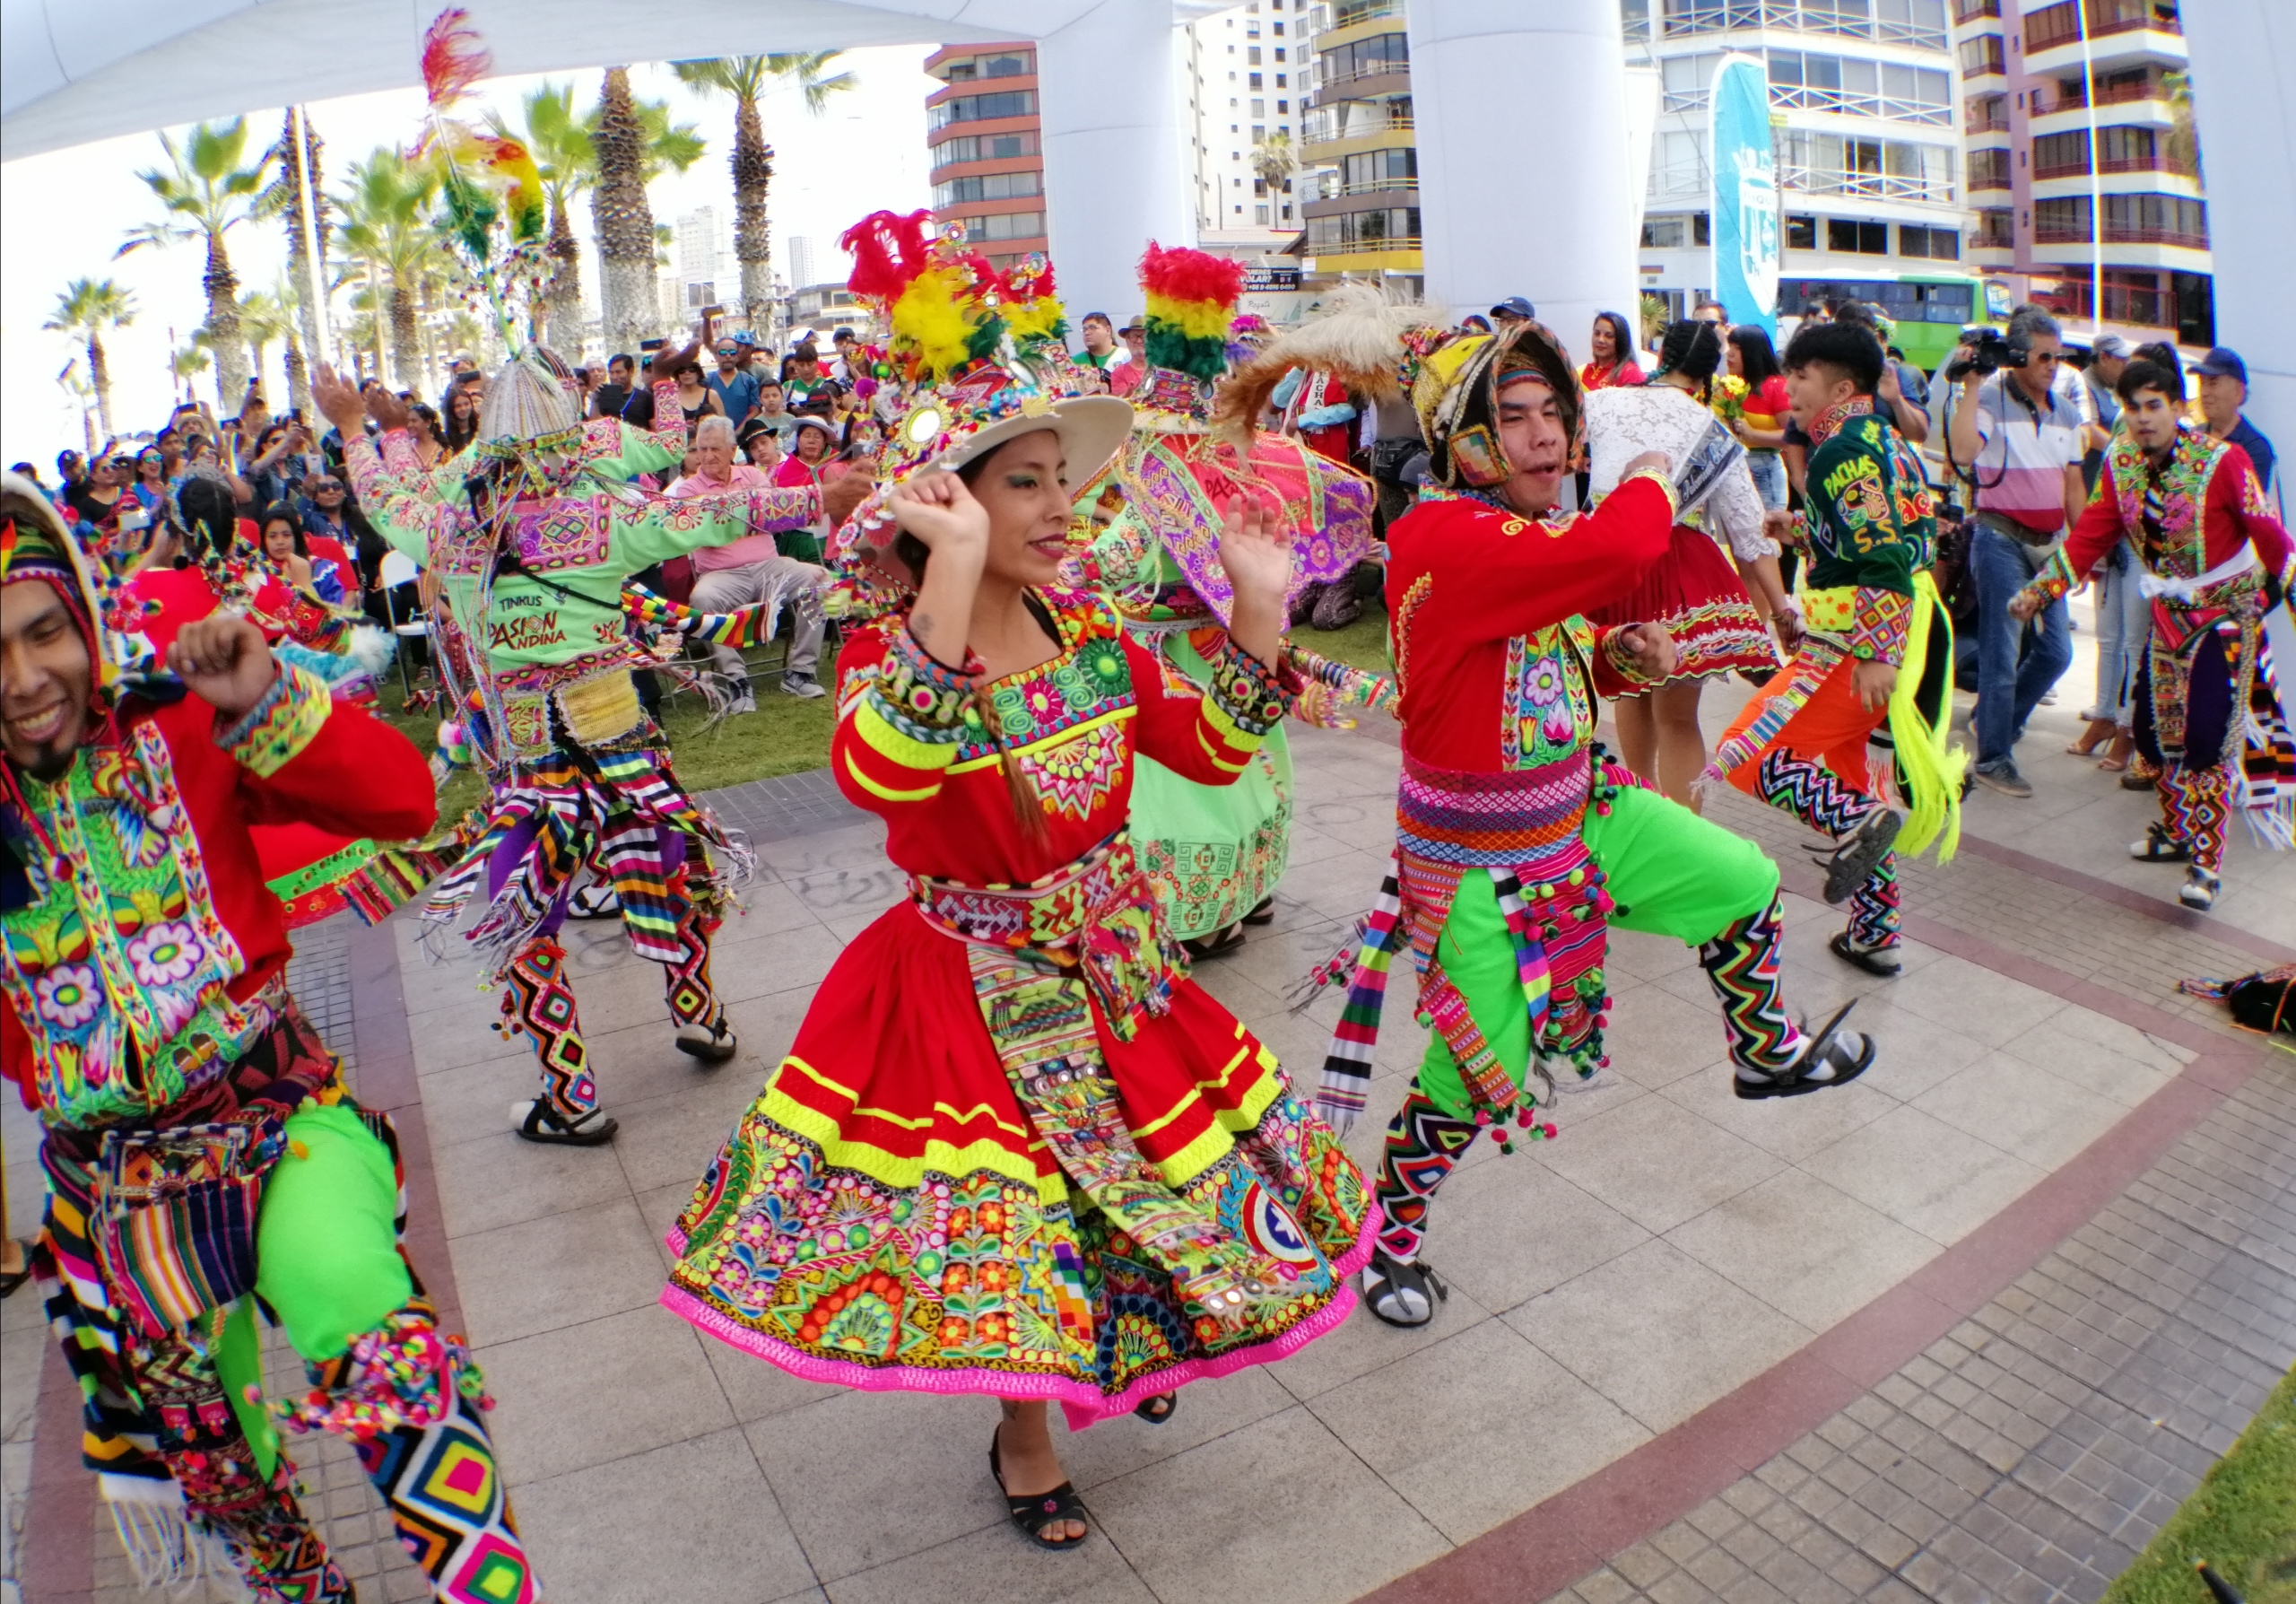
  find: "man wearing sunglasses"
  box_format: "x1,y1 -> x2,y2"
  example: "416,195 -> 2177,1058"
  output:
706,334 -> 762,429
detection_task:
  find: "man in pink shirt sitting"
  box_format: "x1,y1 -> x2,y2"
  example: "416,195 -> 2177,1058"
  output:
667,414 -> 831,707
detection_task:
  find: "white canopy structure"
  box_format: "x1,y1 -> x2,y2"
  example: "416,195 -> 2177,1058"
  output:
2,0 -> 1213,325
7,0 -> 2285,449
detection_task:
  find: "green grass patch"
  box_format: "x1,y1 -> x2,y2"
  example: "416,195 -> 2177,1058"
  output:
2102,1364 -> 2296,1604
1300,606 -> 1391,675
370,663 -> 836,816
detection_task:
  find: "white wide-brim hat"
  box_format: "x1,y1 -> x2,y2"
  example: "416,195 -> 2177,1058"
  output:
904,395 -> 1135,486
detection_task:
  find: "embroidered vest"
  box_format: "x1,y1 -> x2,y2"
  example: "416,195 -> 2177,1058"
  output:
2113,428 -> 2233,594
2,723 -> 271,1128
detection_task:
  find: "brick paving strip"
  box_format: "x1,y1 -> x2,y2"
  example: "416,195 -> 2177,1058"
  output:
19,740 -> 2293,1604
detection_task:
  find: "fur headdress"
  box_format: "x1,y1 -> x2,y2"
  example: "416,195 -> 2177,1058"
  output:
1214,286 -> 1581,489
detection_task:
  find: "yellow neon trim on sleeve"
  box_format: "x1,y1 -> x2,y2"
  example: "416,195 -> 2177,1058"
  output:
852,700 -> 961,771
842,749 -> 942,804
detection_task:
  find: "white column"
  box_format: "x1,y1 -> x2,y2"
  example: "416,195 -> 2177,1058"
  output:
1036,3 -> 1194,329
2182,0 -> 2294,468
1408,0 -> 1639,362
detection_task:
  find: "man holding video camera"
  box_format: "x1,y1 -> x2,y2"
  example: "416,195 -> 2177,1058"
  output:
1944,305 -> 2089,797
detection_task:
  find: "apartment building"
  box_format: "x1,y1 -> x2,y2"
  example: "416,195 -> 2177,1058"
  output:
923,42 -> 1048,272
1628,0 -> 1974,344
1185,2 -> 1302,256
1954,0 -> 2210,349
1295,0 -> 1421,290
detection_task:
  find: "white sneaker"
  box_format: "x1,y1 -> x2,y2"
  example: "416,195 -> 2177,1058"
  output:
2179,867 -> 2220,911
729,692 -> 757,715
781,671 -> 826,699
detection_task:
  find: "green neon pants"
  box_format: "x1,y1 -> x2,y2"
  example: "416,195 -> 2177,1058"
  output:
216,1102 -> 415,1472
1411,781 -> 1779,1120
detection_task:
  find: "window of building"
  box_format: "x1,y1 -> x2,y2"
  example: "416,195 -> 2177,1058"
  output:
1283,204 -> 1294,220
1648,128 -> 1708,200
1767,50 -> 1950,123
1785,214 -> 1818,248
1641,214 -> 1686,248
1694,212 -> 1711,245
1278,99 -> 1290,111
1252,125 -> 1265,142
1342,147 -> 1417,191
2103,192 -> 2207,245
1825,219 -> 1891,254
1249,46 -> 1262,64
928,89 -> 1038,130
2033,195 -> 2092,240
1969,145 -> 2014,188
985,51 -> 1031,76
1251,72 -> 1264,87
1899,223 -> 1960,258
1304,206 -> 1422,251
1251,99 -> 1265,116
965,210 -> 1044,241
932,170 -> 1044,208
1958,34 -> 2005,76
2100,124 -> 2174,170
1275,47 -> 1286,59
1779,128 -> 1956,203
1966,92 -> 2008,130
932,131 -> 1039,166
1318,31 -> 1408,85
1974,207 -> 2013,248
1257,205 -> 1271,223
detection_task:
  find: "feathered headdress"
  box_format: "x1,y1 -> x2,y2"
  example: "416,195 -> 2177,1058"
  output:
1214,286 -> 1581,490
999,255 -> 1069,350
840,209 -> 1004,385
1139,243 -> 1246,382
413,8 -> 548,347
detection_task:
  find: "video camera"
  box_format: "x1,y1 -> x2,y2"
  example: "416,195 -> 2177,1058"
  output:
1944,326 -> 2031,382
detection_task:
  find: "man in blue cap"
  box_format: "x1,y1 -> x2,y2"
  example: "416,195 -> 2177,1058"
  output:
2197,346 -> 2280,517
1490,296 -> 1535,327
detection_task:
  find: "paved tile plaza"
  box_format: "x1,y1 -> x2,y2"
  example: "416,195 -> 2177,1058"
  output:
6,606 -> 2292,1604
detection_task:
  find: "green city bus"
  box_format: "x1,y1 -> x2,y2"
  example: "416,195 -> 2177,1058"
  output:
1777,274 -> 1983,376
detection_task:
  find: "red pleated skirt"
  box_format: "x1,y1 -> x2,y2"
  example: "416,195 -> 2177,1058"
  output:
1587,522 -> 1779,684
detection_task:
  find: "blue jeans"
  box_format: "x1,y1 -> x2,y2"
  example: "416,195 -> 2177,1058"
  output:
1971,518 -> 2074,766
2088,545 -> 2151,728
1744,450 -> 1787,510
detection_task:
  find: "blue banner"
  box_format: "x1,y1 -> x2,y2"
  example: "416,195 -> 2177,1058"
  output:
1709,54 -> 1779,336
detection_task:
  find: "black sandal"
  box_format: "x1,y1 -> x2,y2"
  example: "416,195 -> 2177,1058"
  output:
1133,1391 -> 1179,1425
1183,924 -> 1248,960
674,1016 -> 739,1064
2129,824 -> 2190,863
513,1099 -> 620,1146
989,1429 -> 1088,1551
1816,809 -> 1902,904
1241,897 -> 1277,928
567,882 -> 621,920
1734,1001 -> 1874,1101
0,1239 -> 33,1300
1361,1249 -> 1447,1329
1829,931 -> 1903,978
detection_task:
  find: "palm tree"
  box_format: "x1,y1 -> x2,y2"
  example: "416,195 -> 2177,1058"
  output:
671,53 -> 857,336
239,286 -> 307,416
171,342 -> 213,405
263,109 -> 331,374
589,68 -> 707,352
44,279 -> 136,440
493,83 -> 595,351
333,148 -> 442,390
118,119 -> 271,403
57,361 -> 100,456
1252,130 -> 1296,193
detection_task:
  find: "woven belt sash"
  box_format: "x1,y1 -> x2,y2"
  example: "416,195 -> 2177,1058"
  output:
920,831 -> 1303,1324
910,830 -> 1181,1035
1318,753 -> 1614,1142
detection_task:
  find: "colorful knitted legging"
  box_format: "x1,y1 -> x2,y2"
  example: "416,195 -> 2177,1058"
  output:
500,936 -> 596,1121
2158,763 -> 2231,873
1698,894 -> 1813,1076
1370,1087 -> 1482,1261
503,900 -> 723,1120
1752,749 -> 1900,948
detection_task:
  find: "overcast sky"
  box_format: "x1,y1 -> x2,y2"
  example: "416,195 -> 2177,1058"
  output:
0,49 -> 936,471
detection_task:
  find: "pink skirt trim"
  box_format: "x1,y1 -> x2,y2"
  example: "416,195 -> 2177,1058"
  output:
660,1205 -> 1380,1431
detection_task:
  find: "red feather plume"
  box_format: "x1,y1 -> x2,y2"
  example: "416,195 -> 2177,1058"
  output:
1138,241 -> 1247,307
419,8 -> 491,110
839,210 -> 935,302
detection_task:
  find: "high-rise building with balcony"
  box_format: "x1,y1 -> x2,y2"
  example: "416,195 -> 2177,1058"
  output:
1627,0 -> 1972,352
1953,0 -> 2210,349
924,42 -> 1048,272
1295,0 -> 1421,292
1186,2 -> 1303,254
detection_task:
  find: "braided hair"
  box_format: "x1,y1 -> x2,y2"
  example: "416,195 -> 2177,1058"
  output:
1648,319 -> 1726,385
